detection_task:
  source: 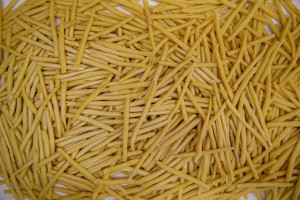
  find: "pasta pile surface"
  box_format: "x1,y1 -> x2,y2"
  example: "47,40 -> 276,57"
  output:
0,0 -> 300,199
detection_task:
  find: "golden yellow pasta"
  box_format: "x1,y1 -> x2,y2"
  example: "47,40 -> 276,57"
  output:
0,0 -> 299,200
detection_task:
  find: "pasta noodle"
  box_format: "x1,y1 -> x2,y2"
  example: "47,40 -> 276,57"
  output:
0,0 -> 299,200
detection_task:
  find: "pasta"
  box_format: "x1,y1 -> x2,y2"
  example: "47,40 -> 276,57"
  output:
0,0 -> 300,200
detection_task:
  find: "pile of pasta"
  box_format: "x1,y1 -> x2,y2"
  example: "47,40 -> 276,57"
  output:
0,0 -> 300,199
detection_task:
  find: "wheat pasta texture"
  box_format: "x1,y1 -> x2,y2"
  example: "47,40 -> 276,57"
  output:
0,0 -> 300,200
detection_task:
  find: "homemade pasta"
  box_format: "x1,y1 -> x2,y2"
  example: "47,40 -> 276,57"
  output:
0,0 -> 299,200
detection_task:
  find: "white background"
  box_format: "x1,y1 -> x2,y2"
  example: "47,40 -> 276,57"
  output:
1,0 -> 300,199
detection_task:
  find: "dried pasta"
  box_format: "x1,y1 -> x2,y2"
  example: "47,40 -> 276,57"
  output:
0,0 -> 299,200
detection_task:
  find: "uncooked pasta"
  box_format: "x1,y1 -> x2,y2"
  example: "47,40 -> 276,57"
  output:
0,0 -> 299,200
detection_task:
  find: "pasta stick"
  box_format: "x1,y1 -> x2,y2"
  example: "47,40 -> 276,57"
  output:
153,21 -> 190,51
123,97 -> 130,161
130,44 -> 168,150
279,40 -> 300,84
104,186 -> 126,200
88,15 -> 133,40
151,65 -> 194,111
59,18 -> 67,73
39,162 -> 70,198
185,23 -> 213,58
77,115 -> 114,132
71,74 -> 113,125
11,47 -> 33,95
49,80 -> 62,138
95,40 -> 154,57
128,19 -> 197,45
20,88 -> 58,152
57,148 -> 96,182
0,153 -> 19,199
14,17 -> 53,46
0,44 -> 25,59
286,138 -> 300,182
21,86 -> 37,114
2,0 -> 19,17
89,42 -> 145,59
157,161 -> 209,189
49,0 -> 59,56
237,182 -> 293,188
75,12 -> 95,67
292,173 -> 300,200
160,118 -> 201,150
227,0 -> 262,41
226,100 -> 268,148
212,31 -> 233,99
143,0 -> 155,49
227,31 -> 248,81
17,36 -> 54,52
78,0 -> 103,13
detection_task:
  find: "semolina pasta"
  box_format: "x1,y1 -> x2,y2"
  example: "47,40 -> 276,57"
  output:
0,0 -> 300,200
